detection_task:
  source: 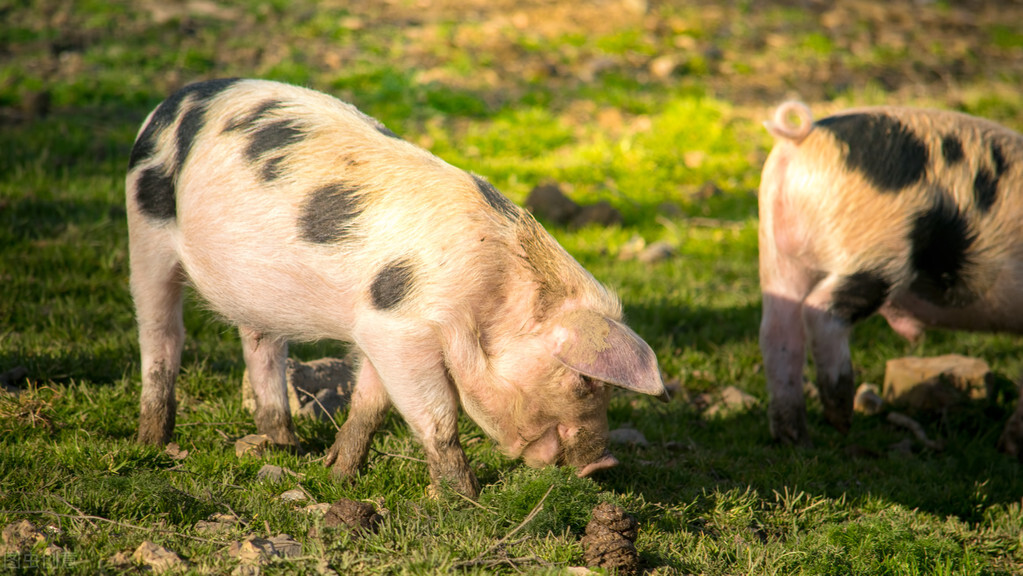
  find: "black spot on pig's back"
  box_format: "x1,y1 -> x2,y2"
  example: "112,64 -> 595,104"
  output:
298,183 -> 365,244
371,259 -> 416,310
472,174 -> 520,221
816,113 -> 928,192
973,140 -> 1010,214
129,78 -> 241,220
135,166 -> 176,220
908,190 -> 977,307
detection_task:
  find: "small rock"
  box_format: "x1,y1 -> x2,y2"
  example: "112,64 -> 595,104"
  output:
243,356 -> 355,416
581,502 -> 640,575
195,512 -> 240,534
132,541 -> 188,573
323,498 -> 382,534
525,182 -> 581,225
301,503 -> 332,516
280,489 -> 307,503
609,427 -> 648,446
164,442 -> 189,461
1,520 -> 44,553
236,434 -> 273,458
854,383 -> 884,415
636,240 -> 675,264
572,201 -> 622,228
256,464 -> 284,483
267,534 -> 302,558
705,385 -> 760,418
617,235 -> 648,260
884,355 -> 992,413
227,536 -> 275,565
297,388 -> 344,420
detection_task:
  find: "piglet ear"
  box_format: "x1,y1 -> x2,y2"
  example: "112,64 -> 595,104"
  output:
549,310 -> 668,400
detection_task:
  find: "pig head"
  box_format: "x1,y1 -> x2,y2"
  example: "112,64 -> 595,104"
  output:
126,78 -> 667,499
758,100 -> 1023,457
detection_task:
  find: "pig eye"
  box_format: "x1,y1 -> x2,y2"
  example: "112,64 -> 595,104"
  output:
573,375 -> 600,399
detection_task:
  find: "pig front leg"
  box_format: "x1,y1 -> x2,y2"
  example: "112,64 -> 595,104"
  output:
356,326 -> 480,499
240,327 -> 301,450
130,225 -> 185,446
324,356 -> 391,479
803,273 -> 872,435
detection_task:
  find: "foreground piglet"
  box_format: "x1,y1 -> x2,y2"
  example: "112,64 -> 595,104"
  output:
127,78 -> 667,497
759,100 -> 1023,455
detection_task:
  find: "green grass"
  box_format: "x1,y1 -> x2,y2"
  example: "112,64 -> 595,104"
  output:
3,0 -> 1023,574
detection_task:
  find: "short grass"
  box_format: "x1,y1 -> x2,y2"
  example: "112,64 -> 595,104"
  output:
2,1 -> 1023,574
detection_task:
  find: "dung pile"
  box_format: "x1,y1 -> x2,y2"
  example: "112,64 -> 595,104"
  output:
580,502 -> 639,575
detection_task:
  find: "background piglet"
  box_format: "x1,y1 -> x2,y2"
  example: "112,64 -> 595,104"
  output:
758,100 -> 1023,455
126,78 -> 667,498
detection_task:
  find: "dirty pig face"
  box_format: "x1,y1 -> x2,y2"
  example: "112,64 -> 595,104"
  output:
512,368 -> 618,476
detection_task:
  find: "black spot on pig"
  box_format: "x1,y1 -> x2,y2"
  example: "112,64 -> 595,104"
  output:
245,119 -> 306,164
262,156 -> 286,181
908,191 -> 977,307
298,183 -> 365,244
472,174 -> 519,221
371,259 -> 416,310
973,141 -> 1010,213
129,78 -> 240,171
375,125 -> 401,139
136,165 -> 176,220
816,113 -> 928,192
941,134 -> 964,165
830,271 -> 891,324
223,99 -> 285,133
973,168 -> 999,213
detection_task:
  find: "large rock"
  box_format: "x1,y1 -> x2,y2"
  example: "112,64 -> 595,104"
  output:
242,357 -> 356,419
883,354 -> 992,412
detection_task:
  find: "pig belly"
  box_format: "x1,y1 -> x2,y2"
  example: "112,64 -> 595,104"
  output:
173,204 -> 360,342
883,289 -> 1023,338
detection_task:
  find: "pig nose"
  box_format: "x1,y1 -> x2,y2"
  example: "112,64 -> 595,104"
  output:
576,450 -> 619,477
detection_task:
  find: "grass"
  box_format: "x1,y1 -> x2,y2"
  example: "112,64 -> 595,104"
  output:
2,0 -> 1023,573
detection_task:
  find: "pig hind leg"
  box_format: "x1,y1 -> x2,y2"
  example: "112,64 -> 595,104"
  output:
760,252 -> 817,445
239,327 -> 300,449
803,272 -> 888,434
131,224 -> 186,445
324,355 -> 391,479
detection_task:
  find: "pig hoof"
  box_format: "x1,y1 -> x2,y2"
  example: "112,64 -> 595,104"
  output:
137,418 -> 173,446
329,459 -> 361,481
769,408 -> 811,446
426,476 -> 480,500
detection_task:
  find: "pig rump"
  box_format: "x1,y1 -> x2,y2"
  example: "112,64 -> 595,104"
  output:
759,100 -> 1023,456
126,78 -> 667,498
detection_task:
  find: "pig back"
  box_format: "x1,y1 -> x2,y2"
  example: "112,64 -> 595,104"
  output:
160,80 -> 520,341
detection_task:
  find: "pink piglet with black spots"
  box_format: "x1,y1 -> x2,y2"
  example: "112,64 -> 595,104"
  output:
126,78 -> 668,498
759,100 -> 1023,456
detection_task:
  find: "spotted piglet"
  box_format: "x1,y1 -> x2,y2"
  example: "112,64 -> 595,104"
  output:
126,79 -> 667,497
758,101 -> 1023,455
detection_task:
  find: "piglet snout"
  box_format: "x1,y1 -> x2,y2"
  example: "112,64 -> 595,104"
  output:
576,450 -> 619,477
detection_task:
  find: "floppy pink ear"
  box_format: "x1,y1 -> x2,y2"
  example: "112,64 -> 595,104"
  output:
549,310 -> 668,400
